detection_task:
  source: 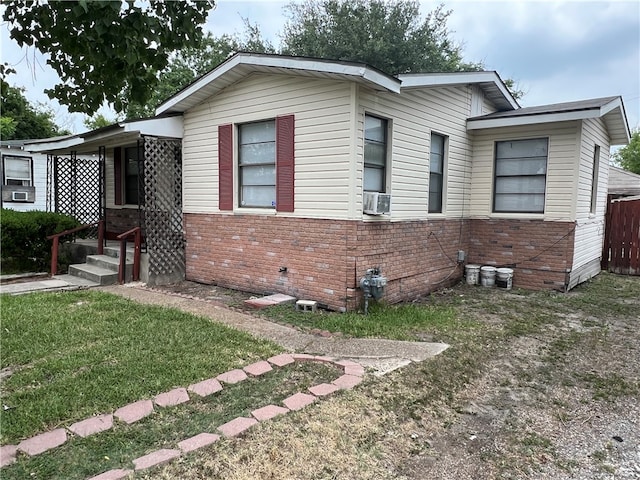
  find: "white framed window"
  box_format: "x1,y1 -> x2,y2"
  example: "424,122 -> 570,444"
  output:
429,133 -> 446,213
3,155 -> 33,186
494,138 -> 548,213
364,114 -> 387,192
238,119 -> 276,208
590,145 -> 601,214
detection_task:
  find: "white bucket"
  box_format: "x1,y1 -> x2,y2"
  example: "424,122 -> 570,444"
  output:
465,264 -> 481,285
496,268 -> 514,290
480,266 -> 496,287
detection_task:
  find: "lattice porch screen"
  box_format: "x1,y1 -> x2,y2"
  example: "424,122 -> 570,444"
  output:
142,136 -> 184,281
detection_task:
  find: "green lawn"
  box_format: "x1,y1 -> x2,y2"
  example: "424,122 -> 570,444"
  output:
0,290 -> 282,444
258,302 -> 461,341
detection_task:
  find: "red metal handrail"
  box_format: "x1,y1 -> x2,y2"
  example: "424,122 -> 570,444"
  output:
47,220 -> 104,276
116,226 -> 142,284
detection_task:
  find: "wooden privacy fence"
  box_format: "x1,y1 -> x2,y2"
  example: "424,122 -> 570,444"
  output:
602,197 -> 640,275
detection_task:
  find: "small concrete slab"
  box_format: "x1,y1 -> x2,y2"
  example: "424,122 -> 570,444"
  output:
216,369 -> 248,385
114,399 -> 154,424
188,378 -> 223,397
308,383 -> 340,397
282,392 -> 316,411
154,388 -> 189,408
0,445 -> 18,467
251,404 -> 289,422
0,279 -> 70,295
87,468 -> 134,480
243,360 -> 273,377
244,293 -> 296,309
68,414 -> 113,438
267,353 -> 295,367
17,428 -> 67,456
178,433 -> 220,453
133,448 -> 181,471
332,374 -> 363,390
217,417 -> 258,437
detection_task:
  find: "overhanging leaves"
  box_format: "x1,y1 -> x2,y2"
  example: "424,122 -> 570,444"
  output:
2,0 -> 215,115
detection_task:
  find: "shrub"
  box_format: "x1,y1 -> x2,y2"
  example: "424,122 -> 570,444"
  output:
1,209 -> 82,273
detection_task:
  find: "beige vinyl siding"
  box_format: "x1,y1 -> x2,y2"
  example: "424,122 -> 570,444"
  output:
571,118 -> 610,277
182,73 -> 354,218
469,121 -> 580,221
358,85 -> 473,220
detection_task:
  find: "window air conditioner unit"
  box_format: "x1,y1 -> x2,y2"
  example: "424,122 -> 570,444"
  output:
12,191 -> 28,201
363,192 -> 391,215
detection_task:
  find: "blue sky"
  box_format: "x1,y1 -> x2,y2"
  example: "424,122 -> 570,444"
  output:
2,0 -> 639,139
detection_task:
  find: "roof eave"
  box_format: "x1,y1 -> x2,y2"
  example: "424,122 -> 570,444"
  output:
397,71 -> 519,111
156,53 -> 401,115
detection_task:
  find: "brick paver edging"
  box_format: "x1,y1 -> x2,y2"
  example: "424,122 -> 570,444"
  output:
0,353 -> 365,476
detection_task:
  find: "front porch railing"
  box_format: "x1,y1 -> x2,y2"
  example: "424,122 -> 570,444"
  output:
47,220 -> 105,276
116,226 -> 142,283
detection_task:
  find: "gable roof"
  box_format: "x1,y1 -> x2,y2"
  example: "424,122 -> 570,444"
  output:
157,52 -> 402,115
156,52 -> 519,115
467,96 -> 630,145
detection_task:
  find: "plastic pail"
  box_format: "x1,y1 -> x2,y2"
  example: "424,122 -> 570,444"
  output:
496,268 -> 513,290
465,264 -> 481,285
480,266 -> 496,287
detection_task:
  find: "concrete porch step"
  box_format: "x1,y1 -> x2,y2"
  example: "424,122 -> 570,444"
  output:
68,263 -> 126,286
86,254 -> 133,277
103,245 -> 136,262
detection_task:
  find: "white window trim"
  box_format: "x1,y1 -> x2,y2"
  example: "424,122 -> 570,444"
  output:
493,137 -> 549,214
3,155 -> 33,186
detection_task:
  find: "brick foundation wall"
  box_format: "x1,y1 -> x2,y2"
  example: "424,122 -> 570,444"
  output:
184,214 -> 469,311
469,219 -> 575,291
105,208 -> 144,239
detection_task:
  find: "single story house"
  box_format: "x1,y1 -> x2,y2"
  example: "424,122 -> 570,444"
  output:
26,53 -> 631,310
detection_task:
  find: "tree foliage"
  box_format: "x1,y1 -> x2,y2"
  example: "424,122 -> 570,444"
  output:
281,0 -> 481,75
613,129 -> 640,175
0,82 -> 68,140
123,24 -> 274,119
83,113 -> 119,131
2,0 -> 215,115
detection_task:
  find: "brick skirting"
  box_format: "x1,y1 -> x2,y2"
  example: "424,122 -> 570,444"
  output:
184,214 -> 469,311
184,214 -> 578,310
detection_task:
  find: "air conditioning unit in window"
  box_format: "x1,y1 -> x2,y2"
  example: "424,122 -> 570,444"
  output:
363,192 -> 391,215
12,191 -> 28,201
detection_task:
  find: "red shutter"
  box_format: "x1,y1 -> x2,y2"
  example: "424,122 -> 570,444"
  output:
114,146 -> 122,205
276,114 -> 295,212
218,124 -> 234,211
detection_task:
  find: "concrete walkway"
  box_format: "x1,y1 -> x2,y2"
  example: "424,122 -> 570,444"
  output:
0,274 -> 98,295
99,284 -> 449,375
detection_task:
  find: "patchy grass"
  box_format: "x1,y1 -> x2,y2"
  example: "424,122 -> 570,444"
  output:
149,272 -> 640,480
259,302 -> 460,341
3,361 -> 339,480
0,290 -> 281,444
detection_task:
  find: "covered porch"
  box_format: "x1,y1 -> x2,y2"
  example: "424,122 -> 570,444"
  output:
25,115 -> 185,286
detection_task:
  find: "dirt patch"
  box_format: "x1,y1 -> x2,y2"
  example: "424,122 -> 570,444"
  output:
148,274 -> 640,479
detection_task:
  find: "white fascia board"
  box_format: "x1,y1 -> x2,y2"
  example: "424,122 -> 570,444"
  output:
398,71 -> 497,87
467,109 -> 599,130
156,55 -> 242,115
122,116 -> 183,138
156,54 -> 401,114
23,136 -> 85,153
